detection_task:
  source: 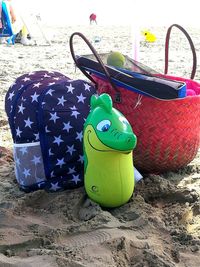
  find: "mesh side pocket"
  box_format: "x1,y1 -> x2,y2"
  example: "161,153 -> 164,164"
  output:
13,142 -> 46,187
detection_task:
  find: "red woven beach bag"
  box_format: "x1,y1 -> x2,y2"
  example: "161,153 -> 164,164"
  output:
95,76 -> 200,173
69,27 -> 200,173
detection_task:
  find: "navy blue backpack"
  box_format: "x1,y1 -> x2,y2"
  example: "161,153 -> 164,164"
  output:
5,70 -> 96,192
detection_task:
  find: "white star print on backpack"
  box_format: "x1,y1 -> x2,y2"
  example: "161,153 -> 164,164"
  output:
5,70 -> 96,192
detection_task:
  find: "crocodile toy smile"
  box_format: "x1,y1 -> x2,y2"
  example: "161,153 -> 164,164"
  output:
83,93 -> 137,208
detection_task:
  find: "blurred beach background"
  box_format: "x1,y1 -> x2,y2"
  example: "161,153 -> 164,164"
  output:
14,0 -> 200,27
0,0 -> 200,266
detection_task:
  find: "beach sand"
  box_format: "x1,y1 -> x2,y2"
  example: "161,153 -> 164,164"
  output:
0,24 -> 200,266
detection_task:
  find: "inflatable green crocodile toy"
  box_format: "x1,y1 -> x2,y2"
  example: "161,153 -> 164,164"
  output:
83,93 -> 137,208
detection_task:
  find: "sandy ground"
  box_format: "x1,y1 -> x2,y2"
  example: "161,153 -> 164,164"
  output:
0,24 -> 200,267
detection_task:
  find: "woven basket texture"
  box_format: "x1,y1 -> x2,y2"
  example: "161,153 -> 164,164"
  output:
95,75 -> 200,173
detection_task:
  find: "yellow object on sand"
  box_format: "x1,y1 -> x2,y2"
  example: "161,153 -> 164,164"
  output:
141,30 -> 156,43
21,25 -> 28,37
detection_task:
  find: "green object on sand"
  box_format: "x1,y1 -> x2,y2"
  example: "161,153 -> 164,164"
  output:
83,93 -> 137,208
107,51 -> 125,68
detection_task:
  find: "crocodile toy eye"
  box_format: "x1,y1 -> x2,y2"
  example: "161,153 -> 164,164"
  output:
97,120 -> 111,132
119,116 -> 129,125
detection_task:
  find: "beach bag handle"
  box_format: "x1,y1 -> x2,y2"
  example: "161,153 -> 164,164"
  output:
69,32 -> 122,103
164,24 -> 197,79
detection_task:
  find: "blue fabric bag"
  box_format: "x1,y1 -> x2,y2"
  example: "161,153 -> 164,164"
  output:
5,70 -> 96,192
